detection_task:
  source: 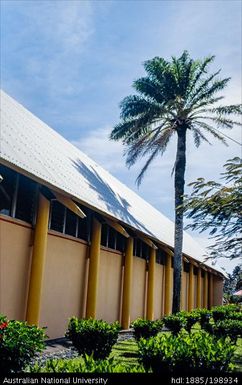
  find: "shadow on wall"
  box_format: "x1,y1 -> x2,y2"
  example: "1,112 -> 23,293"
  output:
71,158 -> 154,237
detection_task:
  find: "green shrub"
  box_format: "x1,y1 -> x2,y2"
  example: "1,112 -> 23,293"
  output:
26,355 -> 145,373
194,308 -> 211,328
212,309 -> 229,322
229,312 -> 242,321
178,311 -> 200,332
202,321 -> 214,334
212,305 -> 241,322
163,314 -> 186,335
213,320 -> 242,342
131,318 -> 163,340
220,304 -> 241,312
0,315 -> 47,373
66,317 -> 121,360
0,314 -> 7,323
137,330 -> 235,374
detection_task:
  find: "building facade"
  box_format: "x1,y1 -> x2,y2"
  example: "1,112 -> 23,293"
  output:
0,90 -> 224,339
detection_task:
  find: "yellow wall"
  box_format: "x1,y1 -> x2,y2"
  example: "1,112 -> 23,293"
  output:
0,215 -> 224,339
154,263 -> 164,319
39,232 -> 87,338
96,248 -> 123,322
131,257 -> 146,321
0,216 -> 32,320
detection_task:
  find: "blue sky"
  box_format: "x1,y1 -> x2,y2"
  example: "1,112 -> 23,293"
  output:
1,0 -> 241,272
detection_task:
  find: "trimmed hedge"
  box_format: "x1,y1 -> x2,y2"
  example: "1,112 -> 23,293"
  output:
131,318 -> 163,340
163,314 -> 186,335
177,311 -> 200,332
212,319 -> 242,342
191,308 -> 211,328
66,317 -> 121,360
229,312 -> 242,321
212,305 -> 241,322
137,330 -> 235,373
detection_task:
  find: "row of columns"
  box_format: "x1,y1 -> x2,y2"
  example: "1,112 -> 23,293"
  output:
26,192 -> 215,328
188,263 -> 214,311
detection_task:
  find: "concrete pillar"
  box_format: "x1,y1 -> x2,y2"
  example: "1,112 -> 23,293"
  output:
188,263 -> 194,311
26,193 -> 50,325
146,248 -> 156,320
164,253 -> 172,315
208,273 -> 214,309
121,237 -> 134,329
86,218 -> 101,318
203,271 -> 208,308
197,267 -> 202,308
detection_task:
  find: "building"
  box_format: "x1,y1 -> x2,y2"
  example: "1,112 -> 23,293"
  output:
0,90 -> 224,339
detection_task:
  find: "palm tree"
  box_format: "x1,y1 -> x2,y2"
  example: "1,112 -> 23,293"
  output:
110,51 -> 242,313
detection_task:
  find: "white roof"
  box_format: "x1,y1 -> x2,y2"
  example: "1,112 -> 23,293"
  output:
0,90 -> 224,275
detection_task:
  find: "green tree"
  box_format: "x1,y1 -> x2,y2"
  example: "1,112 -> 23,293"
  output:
110,51 -> 242,313
184,157 -> 242,260
224,265 -> 242,296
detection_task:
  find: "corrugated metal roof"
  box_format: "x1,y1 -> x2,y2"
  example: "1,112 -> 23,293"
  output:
0,90 -> 224,275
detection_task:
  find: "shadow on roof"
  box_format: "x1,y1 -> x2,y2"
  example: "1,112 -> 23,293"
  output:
72,158 -> 154,237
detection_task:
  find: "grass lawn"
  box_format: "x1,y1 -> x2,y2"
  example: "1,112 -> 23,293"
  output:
110,339 -> 139,368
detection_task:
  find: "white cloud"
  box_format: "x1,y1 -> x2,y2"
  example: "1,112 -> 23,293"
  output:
192,234 -> 240,274
56,3 -> 94,52
71,126 -> 125,172
10,1 -> 95,99
28,1 -> 94,53
217,258 -> 241,275
42,2 -> 94,98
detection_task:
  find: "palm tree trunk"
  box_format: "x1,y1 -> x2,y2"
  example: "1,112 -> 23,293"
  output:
172,127 -> 187,313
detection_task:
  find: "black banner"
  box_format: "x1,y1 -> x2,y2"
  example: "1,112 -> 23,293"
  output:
1,373 -> 242,385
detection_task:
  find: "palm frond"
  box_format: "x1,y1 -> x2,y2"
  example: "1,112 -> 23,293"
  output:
133,77 -> 167,104
190,77 -> 231,108
135,147 -> 161,186
191,127 -> 212,147
171,51 -> 193,98
188,55 -> 215,94
119,95 -> 161,120
195,121 -> 228,145
143,57 -> 170,83
203,116 -> 242,129
110,119 -> 136,141
188,96 -> 224,116
152,127 -> 174,149
110,113 -> 156,143
125,127 -> 161,167
192,129 -> 201,147
210,104 -> 242,115
126,126 -> 173,168
187,69 -> 221,104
